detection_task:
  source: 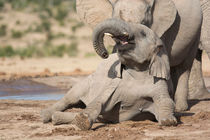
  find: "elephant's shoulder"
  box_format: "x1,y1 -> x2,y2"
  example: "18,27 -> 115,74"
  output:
95,54 -> 121,78
98,54 -> 119,67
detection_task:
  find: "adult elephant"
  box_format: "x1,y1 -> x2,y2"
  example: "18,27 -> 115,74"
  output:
77,0 -> 204,111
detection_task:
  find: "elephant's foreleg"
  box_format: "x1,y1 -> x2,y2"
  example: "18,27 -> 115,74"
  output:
71,100 -> 104,130
41,78 -> 90,123
52,112 -> 78,125
73,89 -> 117,130
189,49 -> 210,99
151,86 -> 177,126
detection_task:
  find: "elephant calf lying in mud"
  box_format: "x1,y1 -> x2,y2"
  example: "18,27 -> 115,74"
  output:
41,20 -> 177,130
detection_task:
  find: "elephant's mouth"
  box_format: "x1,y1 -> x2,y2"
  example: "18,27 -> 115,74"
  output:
118,36 -> 130,45
115,36 -> 135,52
113,35 -> 135,52
92,18 -> 134,58
106,33 -> 135,46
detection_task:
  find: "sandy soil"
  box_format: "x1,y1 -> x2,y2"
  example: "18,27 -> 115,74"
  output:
0,56 -> 101,81
0,94 -> 210,140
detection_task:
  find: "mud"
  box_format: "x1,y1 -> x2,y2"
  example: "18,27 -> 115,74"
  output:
0,79 -> 67,100
0,76 -> 210,140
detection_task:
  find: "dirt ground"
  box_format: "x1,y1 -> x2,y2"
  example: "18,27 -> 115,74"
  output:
0,77 -> 209,140
0,88 -> 210,140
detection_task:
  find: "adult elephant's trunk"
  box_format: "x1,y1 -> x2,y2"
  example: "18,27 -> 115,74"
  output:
92,18 -> 132,58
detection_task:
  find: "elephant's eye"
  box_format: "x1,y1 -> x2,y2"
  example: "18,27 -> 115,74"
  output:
140,31 -> 146,37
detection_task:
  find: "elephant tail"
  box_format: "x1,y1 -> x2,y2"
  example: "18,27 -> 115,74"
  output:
200,0 -> 210,58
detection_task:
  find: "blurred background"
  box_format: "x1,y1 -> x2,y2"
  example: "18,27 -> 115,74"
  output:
0,0 -> 209,80
0,0 -> 104,80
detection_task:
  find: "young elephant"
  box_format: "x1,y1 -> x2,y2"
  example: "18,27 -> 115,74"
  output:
41,20 -> 177,130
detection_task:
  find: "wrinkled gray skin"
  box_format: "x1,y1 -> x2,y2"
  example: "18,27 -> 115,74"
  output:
41,22 -> 177,130
109,0 -> 210,100
188,0 -> 210,99
90,0 -> 204,111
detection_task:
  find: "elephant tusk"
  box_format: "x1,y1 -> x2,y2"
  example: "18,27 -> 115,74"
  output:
104,33 -> 113,37
122,32 -> 129,36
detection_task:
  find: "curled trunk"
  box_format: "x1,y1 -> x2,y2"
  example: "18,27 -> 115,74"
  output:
92,18 -> 132,58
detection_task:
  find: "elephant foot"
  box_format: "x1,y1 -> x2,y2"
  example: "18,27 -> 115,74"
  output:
175,101 -> 188,112
40,108 -> 53,123
189,87 -> 210,100
52,112 -> 76,125
73,113 -> 93,130
194,88 -> 210,100
159,115 -> 177,126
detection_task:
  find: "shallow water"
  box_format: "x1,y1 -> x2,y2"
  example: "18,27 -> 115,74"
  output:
0,79 -> 66,100
0,78 -> 209,101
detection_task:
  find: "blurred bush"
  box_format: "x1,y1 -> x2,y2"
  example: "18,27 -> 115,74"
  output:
0,24 -> 6,36
0,43 -> 79,58
11,30 -> 23,38
0,0 -> 86,58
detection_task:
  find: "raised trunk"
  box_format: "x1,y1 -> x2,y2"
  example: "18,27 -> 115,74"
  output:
92,18 -> 132,58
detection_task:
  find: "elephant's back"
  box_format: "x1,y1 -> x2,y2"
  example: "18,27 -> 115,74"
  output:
165,0 -> 202,66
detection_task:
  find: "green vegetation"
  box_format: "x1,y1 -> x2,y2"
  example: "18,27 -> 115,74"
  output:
41,20 -> 51,32
0,0 -> 4,10
0,46 -> 15,57
66,42 -> 78,57
0,43 -> 79,58
55,5 -> 69,23
71,22 -> 84,32
107,45 -> 114,54
85,52 -> 96,58
16,20 -> 20,25
0,24 -> 6,37
11,30 -> 23,38
0,0 -> 89,58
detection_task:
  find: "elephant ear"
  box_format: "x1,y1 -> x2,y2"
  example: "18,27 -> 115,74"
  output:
149,41 -> 170,80
150,0 -> 177,37
76,0 -> 114,28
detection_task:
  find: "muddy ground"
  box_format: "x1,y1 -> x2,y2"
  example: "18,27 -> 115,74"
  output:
0,76 -> 210,140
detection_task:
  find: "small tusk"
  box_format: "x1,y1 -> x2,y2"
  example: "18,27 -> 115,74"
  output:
122,32 -> 129,36
104,33 -> 113,37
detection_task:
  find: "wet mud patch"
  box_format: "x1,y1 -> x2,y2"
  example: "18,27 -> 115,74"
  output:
0,79 -> 68,100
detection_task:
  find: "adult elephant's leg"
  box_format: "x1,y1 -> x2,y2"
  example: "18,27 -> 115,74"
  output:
173,36 -> 200,111
173,64 -> 190,112
188,49 -> 210,99
41,78 -> 90,123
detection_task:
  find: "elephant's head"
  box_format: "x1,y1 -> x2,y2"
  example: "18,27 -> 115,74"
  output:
77,0 -> 177,37
93,19 -> 170,80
